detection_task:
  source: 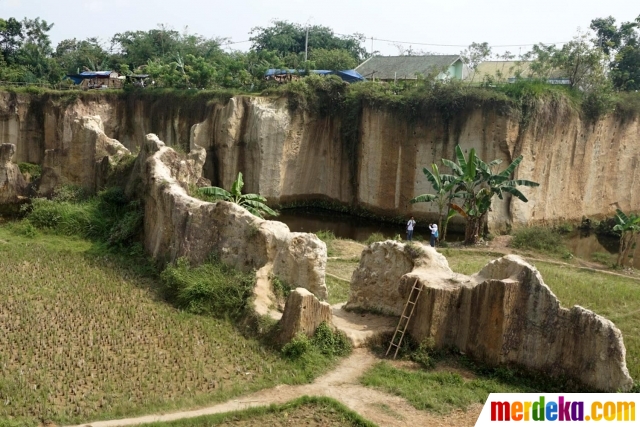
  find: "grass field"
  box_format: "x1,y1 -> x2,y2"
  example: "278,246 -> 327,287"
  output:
0,226 -> 339,426
141,396 -> 376,427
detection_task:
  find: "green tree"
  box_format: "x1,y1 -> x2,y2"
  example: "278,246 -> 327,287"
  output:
591,15 -> 640,91
613,209 -> 640,267
198,172 -> 277,219
409,164 -> 460,242
309,48 -> 357,70
461,42 -> 491,84
250,20 -> 367,65
443,146 -> 539,244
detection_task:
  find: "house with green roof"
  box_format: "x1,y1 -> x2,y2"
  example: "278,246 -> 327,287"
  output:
355,55 -> 468,81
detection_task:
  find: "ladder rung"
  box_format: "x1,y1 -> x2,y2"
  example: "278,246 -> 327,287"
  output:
407,300 -> 415,305
401,315 -> 409,319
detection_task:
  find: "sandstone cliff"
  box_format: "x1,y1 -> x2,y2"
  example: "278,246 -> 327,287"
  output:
346,241 -> 634,392
0,143 -> 27,212
1,91 -> 638,229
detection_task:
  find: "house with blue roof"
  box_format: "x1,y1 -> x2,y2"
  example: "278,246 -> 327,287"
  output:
65,71 -> 124,89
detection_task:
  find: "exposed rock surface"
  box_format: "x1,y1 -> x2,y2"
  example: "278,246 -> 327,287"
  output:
0,143 -> 27,210
39,115 -> 130,195
350,244 -> 633,392
345,241 -> 451,315
128,133 -> 328,300
4,91 -> 638,229
277,288 -> 332,344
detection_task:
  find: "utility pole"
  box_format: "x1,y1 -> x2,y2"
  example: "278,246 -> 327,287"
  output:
305,25 -> 309,62
371,36 -> 374,55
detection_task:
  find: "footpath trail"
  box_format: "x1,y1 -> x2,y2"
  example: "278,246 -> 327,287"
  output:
67,349 -> 480,427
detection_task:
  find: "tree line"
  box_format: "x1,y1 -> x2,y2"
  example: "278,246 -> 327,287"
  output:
0,15 -> 639,93
0,19 -> 366,89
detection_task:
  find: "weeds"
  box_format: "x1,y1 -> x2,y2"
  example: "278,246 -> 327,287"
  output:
17,162 -> 41,180
316,229 -> 337,256
160,257 -> 255,319
364,232 -> 385,245
282,322 -> 352,359
510,227 -> 566,253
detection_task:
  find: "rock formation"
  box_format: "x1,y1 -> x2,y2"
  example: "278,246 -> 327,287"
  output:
347,242 -> 633,392
39,115 -> 130,195
0,143 -> 27,211
277,288 -> 333,344
128,133 -> 328,300
3,91 -> 638,229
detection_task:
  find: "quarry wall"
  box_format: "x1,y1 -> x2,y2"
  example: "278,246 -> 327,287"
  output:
1,91 -> 638,229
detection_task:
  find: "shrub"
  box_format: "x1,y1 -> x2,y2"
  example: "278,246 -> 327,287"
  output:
364,232 -> 385,245
282,333 -> 312,359
18,162 -> 42,180
311,322 -> 352,357
510,227 -> 565,253
282,322 -> 352,359
409,338 -> 436,369
315,230 -> 336,243
160,257 -> 255,319
271,275 -> 293,301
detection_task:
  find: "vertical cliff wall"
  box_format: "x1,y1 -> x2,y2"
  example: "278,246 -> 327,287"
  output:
1,90 -> 638,228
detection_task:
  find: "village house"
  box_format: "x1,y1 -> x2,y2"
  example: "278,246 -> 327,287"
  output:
355,55 -> 469,82
65,71 -> 124,89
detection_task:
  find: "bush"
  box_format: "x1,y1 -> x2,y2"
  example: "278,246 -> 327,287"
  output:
281,322 -> 352,359
315,230 -> 336,243
271,275 -> 293,301
364,232 -> 385,245
282,333 -> 312,359
18,162 -> 42,180
311,322 -> 352,357
510,227 -> 565,253
24,186 -> 143,245
160,257 -> 255,318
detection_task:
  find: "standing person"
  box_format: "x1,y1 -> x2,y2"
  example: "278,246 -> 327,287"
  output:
406,216 -> 416,241
429,223 -> 438,247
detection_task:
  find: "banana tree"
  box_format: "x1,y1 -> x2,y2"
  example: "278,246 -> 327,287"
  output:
198,172 -> 278,219
444,146 -> 539,244
409,163 -> 461,241
613,209 -> 640,267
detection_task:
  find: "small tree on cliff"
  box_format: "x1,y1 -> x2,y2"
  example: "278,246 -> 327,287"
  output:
444,146 -> 539,244
198,172 -> 278,219
613,209 -> 640,267
409,164 -> 460,242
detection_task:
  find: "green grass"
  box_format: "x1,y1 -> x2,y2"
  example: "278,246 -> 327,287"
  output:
0,225 -> 341,426
316,230 -> 337,256
140,396 -> 376,427
326,275 -> 350,305
360,362 -> 523,415
510,227 -> 566,253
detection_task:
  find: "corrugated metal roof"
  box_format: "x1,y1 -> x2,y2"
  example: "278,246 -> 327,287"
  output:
355,55 -> 461,80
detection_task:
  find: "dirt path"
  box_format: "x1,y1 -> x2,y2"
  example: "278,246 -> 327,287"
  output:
67,349 -> 480,427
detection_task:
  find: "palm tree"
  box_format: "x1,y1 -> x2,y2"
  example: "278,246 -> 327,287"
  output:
409,163 -> 461,242
613,209 -> 640,267
198,172 -> 278,219
443,146 -> 539,244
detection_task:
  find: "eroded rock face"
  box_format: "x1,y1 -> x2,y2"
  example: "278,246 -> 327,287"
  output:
40,115 -> 130,195
345,241 -> 452,315
129,134 -> 328,300
277,288 -> 332,345
351,247 -> 633,392
0,143 -> 27,210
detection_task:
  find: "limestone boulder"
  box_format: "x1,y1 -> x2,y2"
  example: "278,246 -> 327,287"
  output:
345,241 -> 451,315
129,134 -> 328,302
277,288 -> 332,345
40,115 -> 130,195
350,246 -> 633,391
0,143 -> 27,210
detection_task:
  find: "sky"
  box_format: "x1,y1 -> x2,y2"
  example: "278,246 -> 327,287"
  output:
1,0 -> 638,57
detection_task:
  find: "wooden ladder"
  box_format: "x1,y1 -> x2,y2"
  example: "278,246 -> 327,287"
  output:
386,278 -> 423,359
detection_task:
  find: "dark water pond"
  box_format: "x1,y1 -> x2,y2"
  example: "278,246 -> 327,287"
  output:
276,209 -> 639,268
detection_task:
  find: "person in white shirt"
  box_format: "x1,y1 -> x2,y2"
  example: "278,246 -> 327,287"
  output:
406,216 -> 416,241
429,223 -> 438,247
